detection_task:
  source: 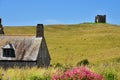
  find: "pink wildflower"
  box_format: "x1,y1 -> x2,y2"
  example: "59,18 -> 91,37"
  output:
52,66 -> 104,80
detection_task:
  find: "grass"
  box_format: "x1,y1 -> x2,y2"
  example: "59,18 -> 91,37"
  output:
4,23 -> 120,65
3,23 -> 120,79
0,67 -> 56,80
0,63 -> 119,80
4,26 -> 35,35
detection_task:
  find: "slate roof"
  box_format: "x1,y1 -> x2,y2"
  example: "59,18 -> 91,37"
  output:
0,36 -> 42,61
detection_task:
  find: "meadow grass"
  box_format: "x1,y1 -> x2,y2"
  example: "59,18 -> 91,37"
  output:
3,23 -> 120,79
0,67 -> 57,80
4,23 -> 120,65
0,62 -> 119,80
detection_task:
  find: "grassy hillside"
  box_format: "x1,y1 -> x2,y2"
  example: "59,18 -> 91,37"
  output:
4,23 -> 120,66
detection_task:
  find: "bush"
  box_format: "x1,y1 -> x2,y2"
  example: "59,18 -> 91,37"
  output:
29,75 -> 50,80
53,63 -> 63,68
29,76 -> 42,80
52,66 -> 104,80
116,57 -> 120,63
105,73 -> 114,80
103,72 -> 117,80
76,59 -> 89,66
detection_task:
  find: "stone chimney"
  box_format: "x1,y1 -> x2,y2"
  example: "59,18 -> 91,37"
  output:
0,18 -> 4,34
0,18 -> 1,24
36,24 -> 44,37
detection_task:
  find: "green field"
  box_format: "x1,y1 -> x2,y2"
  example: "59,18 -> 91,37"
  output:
3,23 -> 120,79
4,23 -> 120,65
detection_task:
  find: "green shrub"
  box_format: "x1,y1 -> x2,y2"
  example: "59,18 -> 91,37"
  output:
105,73 -> 115,80
76,59 -> 89,66
53,63 -> 63,68
29,75 -> 50,80
101,71 -> 118,80
29,76 -> 41,80
116,57 -> 120,63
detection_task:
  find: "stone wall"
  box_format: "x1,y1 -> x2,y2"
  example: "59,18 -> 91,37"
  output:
0,61 -> 37,68
37,38 -> 50,67
95,15 -> 106,23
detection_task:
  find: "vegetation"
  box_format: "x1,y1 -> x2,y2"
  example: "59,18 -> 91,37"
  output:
52,66 -> 104,80
0,63 -> 119,80
0,67 -> 55,80
3,23 -> 120,79
76,59 -> 89,66
4,23 -> 120,64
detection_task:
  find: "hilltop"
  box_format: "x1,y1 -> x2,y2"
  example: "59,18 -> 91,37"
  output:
4,23 -> 120,65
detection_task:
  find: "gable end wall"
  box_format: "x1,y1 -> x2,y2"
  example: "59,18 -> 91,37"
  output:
37,38 -> 50,67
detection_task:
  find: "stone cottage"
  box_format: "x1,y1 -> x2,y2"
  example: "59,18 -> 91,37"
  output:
0,23 -> 51,68
95,15 -> 106,23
